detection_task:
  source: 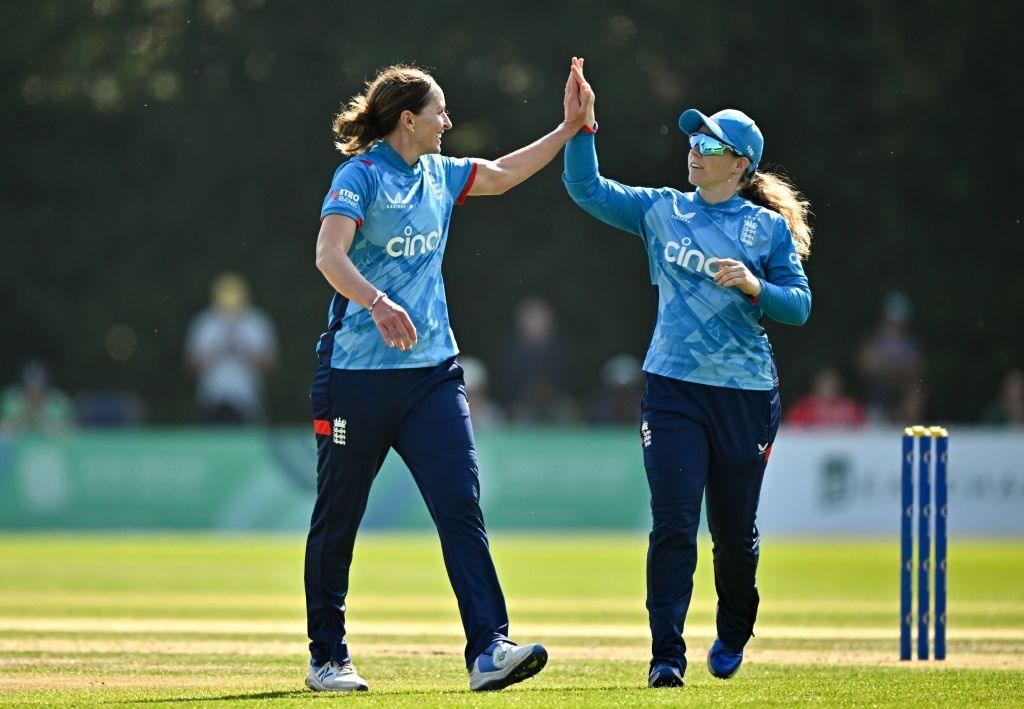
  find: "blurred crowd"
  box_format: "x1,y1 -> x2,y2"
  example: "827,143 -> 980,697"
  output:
3,284 -> 1022,433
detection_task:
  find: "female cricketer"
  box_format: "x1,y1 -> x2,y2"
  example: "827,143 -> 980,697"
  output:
562,58 -> 812,687
305,64 -> 590,693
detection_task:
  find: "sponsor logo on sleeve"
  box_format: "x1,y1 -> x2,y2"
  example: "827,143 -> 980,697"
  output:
328,188 -> 361,207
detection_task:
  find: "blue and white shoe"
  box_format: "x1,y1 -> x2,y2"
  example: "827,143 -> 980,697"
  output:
469,640 -> 547,691
648,662 -> 684,687
707,638 -> 743,679
305,659 -> 369,691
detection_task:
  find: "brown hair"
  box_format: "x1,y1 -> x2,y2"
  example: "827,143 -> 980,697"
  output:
332,65 -> 435,155
739,169 -> 813,260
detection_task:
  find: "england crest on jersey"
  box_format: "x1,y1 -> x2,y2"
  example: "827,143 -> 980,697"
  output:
740,216 -> 758,246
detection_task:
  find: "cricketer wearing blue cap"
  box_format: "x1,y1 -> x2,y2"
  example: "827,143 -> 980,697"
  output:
304,64 -> 592,694
561,58 -> 812,688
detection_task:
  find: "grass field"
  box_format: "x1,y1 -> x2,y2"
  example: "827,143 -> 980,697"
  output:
1,534 -> 1022,706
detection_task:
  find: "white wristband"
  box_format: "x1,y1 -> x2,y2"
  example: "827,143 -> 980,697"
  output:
366,288 -> 385,311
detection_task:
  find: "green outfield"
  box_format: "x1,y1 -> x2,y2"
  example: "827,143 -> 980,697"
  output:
1,534 -> 1022,706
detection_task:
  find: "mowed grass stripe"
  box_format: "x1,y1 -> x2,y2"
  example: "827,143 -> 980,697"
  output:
2,616 -> 1022,641
1,642 -> 1022,672
2,592 -> 1022,615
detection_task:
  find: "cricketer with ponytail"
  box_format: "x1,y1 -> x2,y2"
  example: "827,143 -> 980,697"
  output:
303,64 -> 590,693
563,58 -> 812,688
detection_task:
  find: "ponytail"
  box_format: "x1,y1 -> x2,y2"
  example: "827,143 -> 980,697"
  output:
739,169 -> 813,260
332,93 -> 383,155
331,65 -> 434,156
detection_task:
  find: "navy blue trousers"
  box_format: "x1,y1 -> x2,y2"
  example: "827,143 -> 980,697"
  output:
641,372 -> 780,673
304,356 -> 510,669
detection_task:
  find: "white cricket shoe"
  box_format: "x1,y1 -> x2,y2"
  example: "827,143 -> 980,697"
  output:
304,659 -> 369,692
469,640 -> 548,691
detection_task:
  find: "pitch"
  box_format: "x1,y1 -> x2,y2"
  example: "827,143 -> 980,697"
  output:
1,534 -> 1022,706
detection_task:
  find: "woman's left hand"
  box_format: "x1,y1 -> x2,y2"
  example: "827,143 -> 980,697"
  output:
712,258 -> 762,297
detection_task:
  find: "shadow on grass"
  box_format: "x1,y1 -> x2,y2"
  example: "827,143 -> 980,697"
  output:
127,690 -> 311,703
125,684 -> 634,703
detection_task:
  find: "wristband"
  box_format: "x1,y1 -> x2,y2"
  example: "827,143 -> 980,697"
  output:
368,291 -> 387,313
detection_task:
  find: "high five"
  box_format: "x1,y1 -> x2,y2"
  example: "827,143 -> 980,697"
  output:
305,64 -> 591,693
563,57 -> 812,687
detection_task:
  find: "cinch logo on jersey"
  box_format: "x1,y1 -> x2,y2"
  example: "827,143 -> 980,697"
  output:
663,237 -> 722,277
386,225 -> 441,257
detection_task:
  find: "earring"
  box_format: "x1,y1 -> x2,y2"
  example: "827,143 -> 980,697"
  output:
408,125 -> 415,134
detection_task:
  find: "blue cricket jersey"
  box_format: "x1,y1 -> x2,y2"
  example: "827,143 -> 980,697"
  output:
318,140 -> 478,369
563,130 -> 811,391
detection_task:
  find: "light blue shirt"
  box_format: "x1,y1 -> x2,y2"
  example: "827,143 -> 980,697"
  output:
564,130 -> 811,390
318,141 -> 477,369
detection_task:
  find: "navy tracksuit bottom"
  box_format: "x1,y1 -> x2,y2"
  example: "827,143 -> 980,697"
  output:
641,372 -> 781,673
304,356 -> 510,669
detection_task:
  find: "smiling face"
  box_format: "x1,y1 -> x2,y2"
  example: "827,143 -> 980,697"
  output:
408,82 -> 452,156
687,127 -> 749,189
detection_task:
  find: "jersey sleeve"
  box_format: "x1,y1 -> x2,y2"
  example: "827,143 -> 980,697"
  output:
562,129 -> 659,237
435,155 -> 479,206
320,160 -> 376,225
755,216 -> 812,325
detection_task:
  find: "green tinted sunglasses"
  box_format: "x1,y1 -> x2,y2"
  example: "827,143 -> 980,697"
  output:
689,133 -> 737,156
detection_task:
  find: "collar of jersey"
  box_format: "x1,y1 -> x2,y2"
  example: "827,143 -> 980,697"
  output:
369,140 -> 422,175
694,190 -> 746,213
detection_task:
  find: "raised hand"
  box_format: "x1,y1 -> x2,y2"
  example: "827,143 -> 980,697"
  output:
570,56 -> 596,128
562,60 -> 589,130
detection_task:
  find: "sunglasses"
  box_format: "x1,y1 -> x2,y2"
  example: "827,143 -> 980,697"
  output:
689,133 -> 738,157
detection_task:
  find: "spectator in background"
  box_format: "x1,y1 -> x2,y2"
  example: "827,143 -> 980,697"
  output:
590,354 -> 644,424
496,297 -> 574,423
982,369 -> 1024,427
858,293 -> 925,424
459,357 -> 505,430
0,361 -> 75,434
786,368 -> 866,428
185,272 -> 278,424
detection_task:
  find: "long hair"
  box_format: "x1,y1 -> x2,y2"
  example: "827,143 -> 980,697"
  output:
332,65 -> 434,155
739,169 -> 813,260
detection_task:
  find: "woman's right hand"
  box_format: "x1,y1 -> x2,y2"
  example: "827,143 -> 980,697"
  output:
571,57 -> 596,129
370,295 -> 418,351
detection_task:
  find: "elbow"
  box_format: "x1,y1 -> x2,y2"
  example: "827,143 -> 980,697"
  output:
315,243 -> 330,273
798,293 -> 813,325
562,176 -> 589,204
789,300 -> 812,326
770,310 -> 809,327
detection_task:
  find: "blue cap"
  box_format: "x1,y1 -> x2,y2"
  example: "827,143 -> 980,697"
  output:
678,108 -> 763,174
